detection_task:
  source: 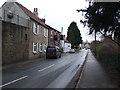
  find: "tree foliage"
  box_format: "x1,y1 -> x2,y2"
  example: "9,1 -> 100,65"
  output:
67,22 -> 82,48
79,2 -> 120,45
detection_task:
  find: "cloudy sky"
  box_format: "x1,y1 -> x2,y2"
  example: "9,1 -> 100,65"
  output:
0,0 -> 96,42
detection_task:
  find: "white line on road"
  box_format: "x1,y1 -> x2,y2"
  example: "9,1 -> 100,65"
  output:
38,64 -> 55,72
0,76 -> 28,88
58,61 -> 64,64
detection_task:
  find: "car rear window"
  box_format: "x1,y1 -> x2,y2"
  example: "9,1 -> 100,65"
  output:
47,48 -> 56,52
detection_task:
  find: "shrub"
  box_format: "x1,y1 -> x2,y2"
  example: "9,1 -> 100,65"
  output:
90,38 -> 120,87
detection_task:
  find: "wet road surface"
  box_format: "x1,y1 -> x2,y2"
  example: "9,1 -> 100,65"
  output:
1,49 -> 88,88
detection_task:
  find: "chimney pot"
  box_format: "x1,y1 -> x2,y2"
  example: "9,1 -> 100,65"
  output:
33,8 -> 38,16
34,8 -> 35,12
36,8 -> 38,12
41,18 -> 45,23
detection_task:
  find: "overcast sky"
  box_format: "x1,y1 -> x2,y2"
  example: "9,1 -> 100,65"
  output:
0,0 -> 96,42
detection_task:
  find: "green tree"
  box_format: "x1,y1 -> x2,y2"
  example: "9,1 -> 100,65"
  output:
77,2 -> 120,46
67,22 -> 82,48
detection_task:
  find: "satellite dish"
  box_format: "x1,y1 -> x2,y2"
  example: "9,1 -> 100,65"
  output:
7,10 -> 13,18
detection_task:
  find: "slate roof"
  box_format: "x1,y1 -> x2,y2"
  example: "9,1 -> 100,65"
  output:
16,2 -> 47,28
46,24 -> 60,33
15,2 -> 61,32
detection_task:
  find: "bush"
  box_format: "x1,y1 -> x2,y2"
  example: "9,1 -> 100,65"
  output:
90,38 -> 120,87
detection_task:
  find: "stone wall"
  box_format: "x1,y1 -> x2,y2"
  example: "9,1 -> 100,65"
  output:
0,20 -> 2,66
0,20 -> 1,86
2,21 -> 29,64
28,21 -> 48,59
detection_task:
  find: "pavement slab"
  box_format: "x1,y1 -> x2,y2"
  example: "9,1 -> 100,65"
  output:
78,50 -> 118,88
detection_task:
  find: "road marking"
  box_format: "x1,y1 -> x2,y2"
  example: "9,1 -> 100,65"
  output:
38,64 -> 55,72
58,60 -> 65,64
0,76 -> 28,88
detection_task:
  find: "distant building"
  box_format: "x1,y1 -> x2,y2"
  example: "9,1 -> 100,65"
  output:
59,27 -> 71,52
64,40 -> 71,53
46,25 -> 61,47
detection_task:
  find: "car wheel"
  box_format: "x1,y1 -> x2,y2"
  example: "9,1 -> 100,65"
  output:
46,56 -> 49,59
55,55 -> 58,59
59,55 -> 61,58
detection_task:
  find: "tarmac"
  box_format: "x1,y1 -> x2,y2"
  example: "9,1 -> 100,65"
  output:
1,50 -> 119,88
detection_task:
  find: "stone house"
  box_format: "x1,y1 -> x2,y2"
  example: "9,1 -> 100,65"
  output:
46,25 -> 61,47
1,1 -> 49,64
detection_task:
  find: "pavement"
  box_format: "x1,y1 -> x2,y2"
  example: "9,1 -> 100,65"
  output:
76,50 -> 118,88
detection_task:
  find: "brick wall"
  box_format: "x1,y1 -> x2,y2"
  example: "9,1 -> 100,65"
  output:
2,21 -> 29,64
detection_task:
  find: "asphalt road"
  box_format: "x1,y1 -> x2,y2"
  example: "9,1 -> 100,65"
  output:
1,49 -> 88,88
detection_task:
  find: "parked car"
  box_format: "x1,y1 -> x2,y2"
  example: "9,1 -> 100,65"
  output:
69,49 -> 75,53
46,46 -> 62,59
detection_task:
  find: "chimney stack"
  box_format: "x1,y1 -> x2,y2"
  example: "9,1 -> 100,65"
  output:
61,27 -> 63,35
33,8 -> 38,16
41,18 -> 46,23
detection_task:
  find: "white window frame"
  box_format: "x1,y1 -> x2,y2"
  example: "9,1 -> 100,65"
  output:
37,25 -> 39,35
32,42 -> 38,54
33,23 -> 39,35
44,28 -> 46,37
46,29 -> 48,37
33,23 -> 37,35
40,26 -> 43,34
44,44 -> 47,52
44,28 -> 48,37
32,42 -> 37,54
39,43 -> 42,52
